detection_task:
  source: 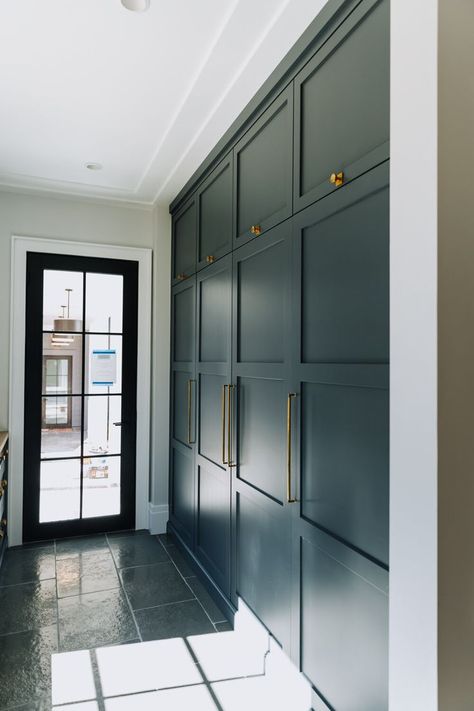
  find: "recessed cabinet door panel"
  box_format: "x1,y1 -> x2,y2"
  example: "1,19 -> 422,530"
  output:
297,163 -> 389,363
236,236 -> 288,364
236,492 -> 291,649
199,373 -> 226,467
197,464 -> 230,594
294,0 -> 389,211
237,376 -> 286,503
195,255 -> 232,595
198,155 -> 233,270
301,536 -> 388,711
173,280 -> 195,364
199,267 -> 231,363
301,381 -> 389,565
170,446 -> 195,546
173,371 -> 193,447
234,86 -> 293,247
172,199 -> 197,283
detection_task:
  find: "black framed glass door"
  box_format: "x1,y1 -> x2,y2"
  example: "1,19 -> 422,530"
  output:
23,252 -> 138,542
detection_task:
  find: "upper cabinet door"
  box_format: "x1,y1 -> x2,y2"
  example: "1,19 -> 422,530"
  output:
197,153 -> 233,271
172,197 -> 197,285
293,0 -> 389,213
233,85 -> 293,248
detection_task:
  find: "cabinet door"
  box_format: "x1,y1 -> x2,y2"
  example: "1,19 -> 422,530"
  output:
195,256 -> 232,594
231,221 -> 293,651
233,86 -> 293,249
169,278 -> 196,547
291,162 -> 389,710
293,0 -> 389,213
197,154 -> 233,271
172,197 -> 197,285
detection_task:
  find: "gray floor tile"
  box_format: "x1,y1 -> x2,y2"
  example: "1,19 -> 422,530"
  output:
107,529 -> 149,539
108,533 -> 169,568
135,599 -> 215,642
58,588 -> 137,652
0,625 -> 57,709
0,579 -> 57,636
0,547 -> 55,586
56,551 -> 119,598
120,561 -> 194,610
55,535 -> 108,559
166,544 -> 195,578
186,577 -> 227,624
215,621 -> 233,632
157,533 -> 175,549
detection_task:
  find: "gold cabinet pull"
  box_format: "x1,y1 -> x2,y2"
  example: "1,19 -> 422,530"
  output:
222,385 -> 228,464
206,255 -> 215,264
228,384 -> 237,468
287,393 -> 297,503
329,171 -> 344,187
250,225 -> 262,236
177,273 -> 187,281
187,379 -> 196,445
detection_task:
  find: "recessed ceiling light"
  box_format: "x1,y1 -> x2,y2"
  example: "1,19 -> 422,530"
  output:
85,162 -> 102,171
121,0 -> 150,11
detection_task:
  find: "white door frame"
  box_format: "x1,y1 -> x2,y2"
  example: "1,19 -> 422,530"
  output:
9,235 -> 152,546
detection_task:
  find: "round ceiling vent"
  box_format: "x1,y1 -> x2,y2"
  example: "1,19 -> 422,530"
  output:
121,0 -> 150,11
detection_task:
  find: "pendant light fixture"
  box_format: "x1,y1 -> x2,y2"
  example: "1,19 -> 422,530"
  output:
51,289 -> 81,347
121,0 -> 150,11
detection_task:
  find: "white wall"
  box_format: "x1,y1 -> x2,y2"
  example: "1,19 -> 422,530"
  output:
390,1 -> 439,709
0,190 -> 154,429
149,203 -> 171,531
438,1 -> 474,707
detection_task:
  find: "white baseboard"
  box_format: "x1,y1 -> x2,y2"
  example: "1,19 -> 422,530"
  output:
148,503 -> 169,534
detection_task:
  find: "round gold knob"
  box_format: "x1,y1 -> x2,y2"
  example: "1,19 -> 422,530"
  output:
329,171 -> 344,187
206,255 -> 215,264
250,225 -> 262,236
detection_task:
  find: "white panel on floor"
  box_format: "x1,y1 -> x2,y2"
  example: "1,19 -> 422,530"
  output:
51,650 -> 96,706
96,639 -> 201,697
212,675 -> 311,711
104,684 -> 216,711
54,703 -> 99,711
187,630 -> 267,682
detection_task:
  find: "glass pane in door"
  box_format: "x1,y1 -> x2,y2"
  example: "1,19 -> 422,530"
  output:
85,273 -> 123,333
83,396 -> 122,457
43,270 -> 83,332
82,456 -> 121,518
40,459 -> 81,523
41,397 -> 82,459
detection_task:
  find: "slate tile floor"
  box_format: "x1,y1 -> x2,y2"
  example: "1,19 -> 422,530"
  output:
0,531 -> 232,710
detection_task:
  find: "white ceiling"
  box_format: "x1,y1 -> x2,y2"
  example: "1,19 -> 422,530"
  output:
0,0 -> 327,206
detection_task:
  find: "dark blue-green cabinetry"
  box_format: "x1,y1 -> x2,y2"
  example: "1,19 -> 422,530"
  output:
197,154 -> 233,271
233,86 -> 293,248
0,434 -> 9,568
168,1 -> 389,709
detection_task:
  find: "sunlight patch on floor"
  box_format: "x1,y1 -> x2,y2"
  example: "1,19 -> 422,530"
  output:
51,598 -> 313,711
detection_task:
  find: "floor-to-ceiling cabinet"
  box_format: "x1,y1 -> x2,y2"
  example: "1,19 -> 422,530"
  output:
168,1 -> 389,709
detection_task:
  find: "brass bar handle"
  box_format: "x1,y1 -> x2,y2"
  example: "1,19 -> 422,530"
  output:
228,384 -> 237,468
187,379 -> 196,445
222,385 -> 228,464
287,393 -> 297,503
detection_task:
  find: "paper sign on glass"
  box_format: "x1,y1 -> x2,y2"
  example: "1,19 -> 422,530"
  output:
91,349 -> 117,386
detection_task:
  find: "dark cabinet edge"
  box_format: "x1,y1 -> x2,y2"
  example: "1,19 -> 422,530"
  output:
167,520 -> 236,623
169,0 -> 364,216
